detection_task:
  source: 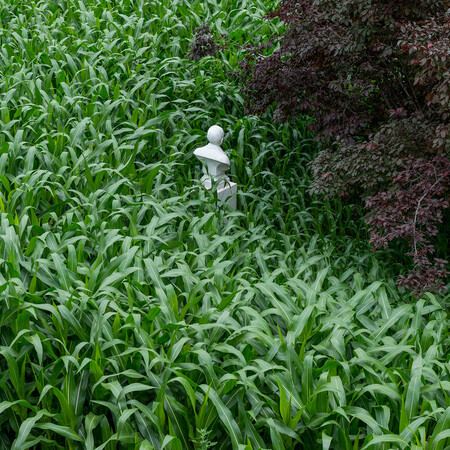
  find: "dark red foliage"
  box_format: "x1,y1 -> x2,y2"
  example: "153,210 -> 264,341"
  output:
187,24 -> 228,60
237,0 -> 450,294
366,156 -> 450,294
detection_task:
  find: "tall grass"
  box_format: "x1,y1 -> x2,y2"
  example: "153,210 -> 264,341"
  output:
0,0 -> 448,449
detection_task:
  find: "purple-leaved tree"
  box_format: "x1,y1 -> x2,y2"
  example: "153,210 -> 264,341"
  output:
235,0 -> 450,295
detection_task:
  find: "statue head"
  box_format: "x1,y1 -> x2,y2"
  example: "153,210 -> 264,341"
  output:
207,125 -> 224,146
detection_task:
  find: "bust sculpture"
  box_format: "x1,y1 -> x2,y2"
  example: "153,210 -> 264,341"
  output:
194,125 -> 231,189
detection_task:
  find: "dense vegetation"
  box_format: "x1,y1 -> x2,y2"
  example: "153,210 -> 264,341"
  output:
236,0 -> 450,294
0,0 -> 448,449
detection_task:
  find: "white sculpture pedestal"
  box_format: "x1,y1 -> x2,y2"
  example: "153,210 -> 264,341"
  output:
217,181 -> 237,209
194,125 -> 237,209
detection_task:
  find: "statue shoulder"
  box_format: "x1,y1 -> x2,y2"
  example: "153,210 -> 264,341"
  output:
194,144 -> 230,165
194,145 -> 209,157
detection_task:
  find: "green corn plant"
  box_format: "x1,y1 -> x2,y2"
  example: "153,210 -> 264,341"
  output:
0,0 -> 448,449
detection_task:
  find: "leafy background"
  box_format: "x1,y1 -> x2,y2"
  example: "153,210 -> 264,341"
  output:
0,0 -> 448,448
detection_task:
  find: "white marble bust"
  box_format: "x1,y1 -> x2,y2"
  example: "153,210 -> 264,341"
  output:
194,125 -> 231,189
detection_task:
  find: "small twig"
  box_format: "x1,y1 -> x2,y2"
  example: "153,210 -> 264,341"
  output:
411,166 -> 443,259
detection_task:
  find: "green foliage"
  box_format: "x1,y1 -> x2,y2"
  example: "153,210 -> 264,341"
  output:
0,0 -> 448,449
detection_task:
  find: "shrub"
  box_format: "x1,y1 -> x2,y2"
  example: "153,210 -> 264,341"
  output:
236,0 -> 450,294
187,23 -> 228,60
